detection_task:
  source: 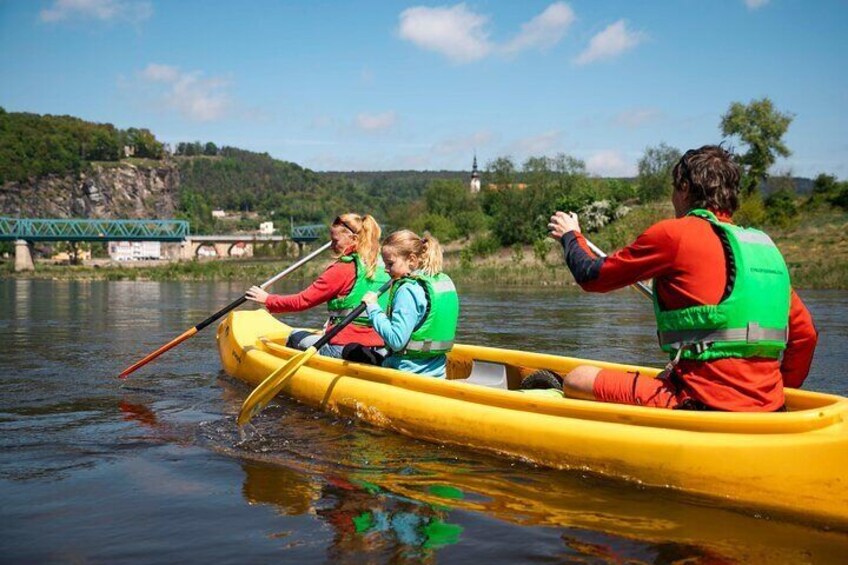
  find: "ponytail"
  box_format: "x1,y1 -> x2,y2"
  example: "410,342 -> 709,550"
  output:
333,212 -> 383,278
356,214 -> 382,278
418,232 -> 443,276
381,229 -> 443,276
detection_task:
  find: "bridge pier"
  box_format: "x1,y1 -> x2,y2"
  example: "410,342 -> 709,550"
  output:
14,240 -> 35,272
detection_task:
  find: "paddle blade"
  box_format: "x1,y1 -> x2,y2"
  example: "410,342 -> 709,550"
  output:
237,346 -> 317,427
118,327 -> 197,379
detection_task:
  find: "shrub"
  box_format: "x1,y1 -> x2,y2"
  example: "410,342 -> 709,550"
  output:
577,200 -> 631,232
409,213 -> 458,242
734,193 -> 767,227
533,238 -> 553,264
467,234 -> 500,257
764,189 -> 799,228
511,243 -> 525,263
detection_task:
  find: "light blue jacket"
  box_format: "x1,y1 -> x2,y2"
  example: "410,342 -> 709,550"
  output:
365,279 -> 446,378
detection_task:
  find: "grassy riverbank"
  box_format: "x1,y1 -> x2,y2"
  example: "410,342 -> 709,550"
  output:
449,202 -> 848,289
3,204 -> 846,289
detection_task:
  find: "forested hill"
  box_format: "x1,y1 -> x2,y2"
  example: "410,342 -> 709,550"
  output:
0,109 -> 460,230
0,107 -> 163,184
2,109 -> 829,239
177,151 -> 468,230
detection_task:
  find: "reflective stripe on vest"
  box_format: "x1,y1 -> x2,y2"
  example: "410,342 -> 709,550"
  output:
404,339 -> 455,353
658,323 -> 789,349
389,273 -> 459,359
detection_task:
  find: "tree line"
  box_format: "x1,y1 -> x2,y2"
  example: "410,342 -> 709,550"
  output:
3,100 -> 846,242
0,107 -> 163,183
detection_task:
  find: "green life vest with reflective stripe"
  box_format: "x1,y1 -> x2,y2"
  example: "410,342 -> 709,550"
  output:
388,273 -> 459,359
326,253 -> 390,326
654,209 -> 790,361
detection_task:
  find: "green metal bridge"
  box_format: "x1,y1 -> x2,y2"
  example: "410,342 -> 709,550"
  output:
290,224 -> 327,243
0,217 -> 190,242
1,218 -> 330,243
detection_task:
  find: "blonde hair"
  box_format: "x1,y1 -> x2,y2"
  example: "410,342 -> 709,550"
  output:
382,230 -> 443,276
333,213 -> 382,278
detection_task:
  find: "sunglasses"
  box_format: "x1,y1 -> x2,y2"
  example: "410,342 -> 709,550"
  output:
333,216 -> 359,235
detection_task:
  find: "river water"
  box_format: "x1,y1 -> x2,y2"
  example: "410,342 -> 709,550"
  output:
1,278 -> 846,563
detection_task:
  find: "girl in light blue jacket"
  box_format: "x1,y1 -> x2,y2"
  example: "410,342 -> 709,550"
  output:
361,230 -> 459,378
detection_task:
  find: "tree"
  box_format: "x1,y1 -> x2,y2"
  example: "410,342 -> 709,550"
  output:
720,97 -> 794,194
812,173 -> 839,198
487,157 -> 517,190
636,143 -> 681,202
204,141 -> 218,156
125,127 -> 164,159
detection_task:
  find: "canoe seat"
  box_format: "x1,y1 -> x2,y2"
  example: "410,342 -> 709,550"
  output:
459,360 -> 508,389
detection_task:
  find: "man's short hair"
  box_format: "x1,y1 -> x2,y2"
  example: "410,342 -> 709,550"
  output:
672,145 -> 741,214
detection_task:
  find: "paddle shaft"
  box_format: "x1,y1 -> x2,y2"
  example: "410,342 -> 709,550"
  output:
118,241 -> 332,378
311,279 -> 394,351
581,237 -> 654,300
237,279 -> 393,426
197,240 -> 333,332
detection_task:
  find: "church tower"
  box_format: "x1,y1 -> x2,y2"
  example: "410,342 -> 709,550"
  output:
470,154 -> 481,193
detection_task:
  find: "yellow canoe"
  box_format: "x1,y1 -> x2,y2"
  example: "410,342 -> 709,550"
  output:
217,309 -> 848,528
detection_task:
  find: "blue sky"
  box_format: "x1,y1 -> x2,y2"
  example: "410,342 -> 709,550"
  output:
1,0 -> 846,177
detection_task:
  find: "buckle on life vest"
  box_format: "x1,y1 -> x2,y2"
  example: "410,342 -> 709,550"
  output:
665,341 -> 710,371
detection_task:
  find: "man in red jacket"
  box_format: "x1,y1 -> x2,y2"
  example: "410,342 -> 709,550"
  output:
548,145 -> 817,411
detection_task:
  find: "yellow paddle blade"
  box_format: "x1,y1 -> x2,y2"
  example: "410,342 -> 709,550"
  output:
237,346 -> 317,427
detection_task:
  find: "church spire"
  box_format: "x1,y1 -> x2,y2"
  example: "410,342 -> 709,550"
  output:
470,153 -> 481,193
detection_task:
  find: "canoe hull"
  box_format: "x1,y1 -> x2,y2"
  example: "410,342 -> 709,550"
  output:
218,310 -> 848,528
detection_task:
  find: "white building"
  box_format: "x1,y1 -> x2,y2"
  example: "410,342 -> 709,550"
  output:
211,209 -> 227,219
259,221 -> 274,235
108,241 -> 161,261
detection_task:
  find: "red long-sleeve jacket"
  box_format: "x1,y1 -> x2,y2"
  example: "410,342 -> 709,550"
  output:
265,259 -> 385,347
561,212 -> 818,411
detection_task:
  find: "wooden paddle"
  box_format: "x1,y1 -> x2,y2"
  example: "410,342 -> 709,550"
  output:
582,237 -> 653,299
237,279 -> 393,426
118,241 -> 332,379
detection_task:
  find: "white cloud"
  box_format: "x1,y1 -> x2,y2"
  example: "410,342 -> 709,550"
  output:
506,130 -> 564,157
586,150 -> 635,177
355,111 -> 398,132
40,0 -> 152,23
138,64 -> 232,122
399,3 -> 575,63
433,130 -> 496,156
398,4 -> 493,63
744,0 -> 770,9
501,2 -> 575,55
612,107 -> 663,129
574,20 -> 647,65
140,63 -> 180,83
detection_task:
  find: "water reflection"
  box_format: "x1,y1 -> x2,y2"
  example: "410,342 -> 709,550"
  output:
2,280 -> 847,563
239,457 -> 463,563
231,432 -> 848,563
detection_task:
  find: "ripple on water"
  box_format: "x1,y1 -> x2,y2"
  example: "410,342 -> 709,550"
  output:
2,280 -> 848,563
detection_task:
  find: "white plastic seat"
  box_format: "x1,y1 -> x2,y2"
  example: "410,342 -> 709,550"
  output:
460,360 -> 508,389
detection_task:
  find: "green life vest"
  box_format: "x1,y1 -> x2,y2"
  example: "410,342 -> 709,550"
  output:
326,253 -> 390,327
388,273 -> 459,359
654,208 -> 790,361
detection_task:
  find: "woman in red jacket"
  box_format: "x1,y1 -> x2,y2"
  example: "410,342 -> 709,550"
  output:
245,213 -> 389,357
548,145 -> 817,411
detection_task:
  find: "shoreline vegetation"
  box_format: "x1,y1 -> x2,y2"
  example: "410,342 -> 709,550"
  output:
4,203 -> 846,290
4,106 -> 847,291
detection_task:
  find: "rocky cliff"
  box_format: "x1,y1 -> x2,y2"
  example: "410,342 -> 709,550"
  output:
0,161 -> 179,219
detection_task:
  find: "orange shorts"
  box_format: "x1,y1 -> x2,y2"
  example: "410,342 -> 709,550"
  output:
592,368 -> 686,409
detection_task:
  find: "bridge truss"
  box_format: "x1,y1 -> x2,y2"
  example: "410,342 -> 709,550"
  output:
0,218 -> 190,242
